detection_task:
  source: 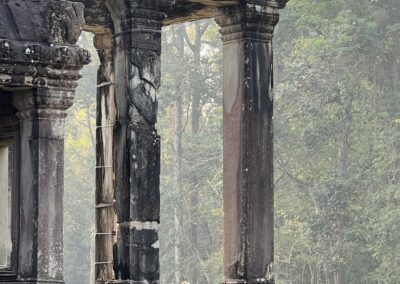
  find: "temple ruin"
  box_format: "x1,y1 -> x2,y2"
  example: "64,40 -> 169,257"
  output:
0,0 -> 287,283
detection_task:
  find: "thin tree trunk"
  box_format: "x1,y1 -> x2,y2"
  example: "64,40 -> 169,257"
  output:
184,21 -> 209,134
182,21 -> 210,284
336,99 -> 352,284
172,25 -> 185,284
174,208 -> 182,284
173,88 -> 183,284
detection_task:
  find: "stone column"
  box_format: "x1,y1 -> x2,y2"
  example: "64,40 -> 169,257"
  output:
10,65 -> 89,284
0,1 -> 90,283
12,87 -> 74,283
94,31 -> 117,283
215,1 -> 286,283
105,1 -> 171,282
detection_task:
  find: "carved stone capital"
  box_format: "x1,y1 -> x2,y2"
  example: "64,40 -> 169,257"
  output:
12,88 -> 74,122
215,1 -> 283,42
106,0 -> 170,52
105,0 -> 164,127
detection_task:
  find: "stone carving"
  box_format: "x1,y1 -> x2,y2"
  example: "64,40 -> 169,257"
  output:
12,90 -> 74,122
47,1 -> 85,44
0,0 -> 84,43
0,0 -> 90,90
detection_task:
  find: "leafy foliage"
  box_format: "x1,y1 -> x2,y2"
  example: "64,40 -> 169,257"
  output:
63,1 -> 399,283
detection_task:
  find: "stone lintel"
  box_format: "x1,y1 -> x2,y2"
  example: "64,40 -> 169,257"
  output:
71,0 -> 288,27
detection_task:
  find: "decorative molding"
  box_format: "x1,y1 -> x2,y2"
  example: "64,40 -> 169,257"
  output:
105,0 -> 169,35
215,2 -> 281,42
46,0 -> 85,45
12,89 -> 74,121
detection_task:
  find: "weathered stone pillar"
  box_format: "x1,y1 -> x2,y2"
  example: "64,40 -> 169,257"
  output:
94,31 -> 117,283
12,87 -> 75,283
105,1 -> 171,282
215,1 -> 286,283
0,1 -> 89,283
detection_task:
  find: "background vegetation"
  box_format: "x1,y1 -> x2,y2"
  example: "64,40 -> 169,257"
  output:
64,0 -> 400,283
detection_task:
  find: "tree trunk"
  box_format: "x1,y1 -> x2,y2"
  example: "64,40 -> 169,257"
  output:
183,22 -> 209,284
172,25 -> 185,284
173,83 -> 183,284
336,99 -> 352,284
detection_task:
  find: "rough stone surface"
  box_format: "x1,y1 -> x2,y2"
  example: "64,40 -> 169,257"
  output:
103,0 -> 169,282
0,0 -> 90,90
